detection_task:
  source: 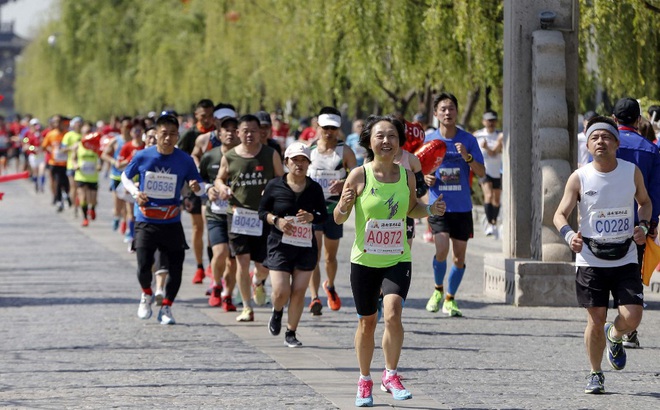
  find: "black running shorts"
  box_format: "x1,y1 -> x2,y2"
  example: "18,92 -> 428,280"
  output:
350,262 -> 412,316
428,211 -> 473,241
575,263 -> 644,308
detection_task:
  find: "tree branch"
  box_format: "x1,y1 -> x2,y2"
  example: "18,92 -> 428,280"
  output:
643,0 -> 660,14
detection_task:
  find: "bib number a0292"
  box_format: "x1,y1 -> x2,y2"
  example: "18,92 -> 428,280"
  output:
281,218 -> 312,247
230,207 -> 263,236
143,171 -> 177,199
363,219 -> 404,254
589,207 -> 632,242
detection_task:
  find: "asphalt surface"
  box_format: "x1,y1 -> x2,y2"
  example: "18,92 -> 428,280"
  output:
1,176 -> 659,409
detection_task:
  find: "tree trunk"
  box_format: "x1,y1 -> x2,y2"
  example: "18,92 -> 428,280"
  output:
460,87 -> 481,128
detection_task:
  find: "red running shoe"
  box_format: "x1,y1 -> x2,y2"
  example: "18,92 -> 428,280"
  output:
119,220 -> 127,235
205,265 -> 213,278
192,267 -> 205,284
88,209 -> 96,220
222,296 -> 237,312
323,280 -> 342,311
81,219 -> 89,227
209,285 -> 223,307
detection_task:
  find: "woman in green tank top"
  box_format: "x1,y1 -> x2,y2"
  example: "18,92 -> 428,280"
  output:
333,115 -> 446,406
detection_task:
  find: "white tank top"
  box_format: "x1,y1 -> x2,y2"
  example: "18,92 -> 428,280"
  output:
575,160 -> 637,267
308,142 -> 346,200
394,150 -> 411,171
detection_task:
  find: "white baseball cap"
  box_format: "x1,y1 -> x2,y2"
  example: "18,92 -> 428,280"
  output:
284,142 -> 311,161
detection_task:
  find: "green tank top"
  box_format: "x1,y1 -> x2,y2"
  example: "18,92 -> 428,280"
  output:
74,144 -> 99,183
350,163 -> 411,267
225,144 -> 276,211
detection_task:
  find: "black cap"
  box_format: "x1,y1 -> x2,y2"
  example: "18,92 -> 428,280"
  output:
613,98 -> 640,124
254,111 -> 271,126
583,111 -> 598,121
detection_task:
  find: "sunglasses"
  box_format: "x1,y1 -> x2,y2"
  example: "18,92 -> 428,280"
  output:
322,126 -> 338,131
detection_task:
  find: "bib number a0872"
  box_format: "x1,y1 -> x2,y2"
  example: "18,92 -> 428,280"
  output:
363,219 -> 404,254
230,207 -> 263,236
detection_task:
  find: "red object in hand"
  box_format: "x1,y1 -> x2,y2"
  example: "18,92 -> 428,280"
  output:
414,140 -> 447,175
0,192 -> 4,200
82,132 -> 102,154
401,121 -> 425,153
0,171 -> 29,183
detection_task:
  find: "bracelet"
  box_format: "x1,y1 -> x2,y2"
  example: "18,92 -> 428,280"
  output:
465,154 -> 474,163
425,204 -> 433,216
337,207 -> 348,215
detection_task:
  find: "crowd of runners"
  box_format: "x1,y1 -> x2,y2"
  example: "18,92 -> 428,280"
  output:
9,93 -> 659,405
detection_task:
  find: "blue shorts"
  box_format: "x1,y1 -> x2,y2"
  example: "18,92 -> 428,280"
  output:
313,217 -> 343,240
207,215 -> 229,246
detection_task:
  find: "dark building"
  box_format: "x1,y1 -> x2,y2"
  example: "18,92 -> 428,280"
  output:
0,1 -> 28,116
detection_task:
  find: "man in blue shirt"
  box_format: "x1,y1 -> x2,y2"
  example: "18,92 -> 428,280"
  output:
423,92 -> 485,317
610,97 -> 660,348
122,114 -> 206,325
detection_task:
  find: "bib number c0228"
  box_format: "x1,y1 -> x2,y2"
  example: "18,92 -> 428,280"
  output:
230,207 -> 263,236
589,207 -> 632,242
281,218 -> 313,247
363,219 -> 404,254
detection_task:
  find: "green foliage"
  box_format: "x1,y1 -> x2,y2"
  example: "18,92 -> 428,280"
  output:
18,0 -> 660,128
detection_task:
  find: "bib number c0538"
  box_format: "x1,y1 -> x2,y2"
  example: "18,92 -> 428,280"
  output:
281,218 -> 313,247
230,207 -> 263,236
364,219 -> 404,254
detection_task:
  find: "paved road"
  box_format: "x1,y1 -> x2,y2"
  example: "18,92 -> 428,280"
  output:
1,177 -> 659,409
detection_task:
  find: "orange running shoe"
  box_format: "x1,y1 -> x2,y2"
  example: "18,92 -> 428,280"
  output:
81,219 -> 89,227
323,280 -> 342,311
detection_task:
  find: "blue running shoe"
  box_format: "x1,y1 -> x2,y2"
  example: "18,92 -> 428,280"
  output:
605,322 -> 626,370
355,378 -> 373,407
584,372 -> 605,394
380,370 -> 412,400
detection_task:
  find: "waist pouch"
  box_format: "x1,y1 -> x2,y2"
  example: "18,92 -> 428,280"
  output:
583,237 -> 632,260
140,205 -> 180,220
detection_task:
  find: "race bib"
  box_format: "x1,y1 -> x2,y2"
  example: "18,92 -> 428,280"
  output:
143,171 -> 177,199
210,197 -> 229,214
364,219 -> 404,254
0,135 -> 8,149
281,218 -> 313,247
312,170 -> 341,198
438,167 -> 462,191
80,160 -> 97,175
589,207 -> 633,242
231,207 -> 263,236
54,148 -> 68,162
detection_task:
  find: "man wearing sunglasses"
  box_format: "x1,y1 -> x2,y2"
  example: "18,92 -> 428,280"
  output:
307,106 -> 357,315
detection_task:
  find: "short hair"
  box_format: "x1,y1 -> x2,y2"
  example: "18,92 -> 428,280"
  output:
648,105 -> 660,121
237,114 -> 260,127
585,115 -> 617,131
156,114 -> 179,129
433,92 -> 459,111
145,125 -> 156,133
196,99 -> 215,110
358,115 -> 406,162
318,106 -> 341,117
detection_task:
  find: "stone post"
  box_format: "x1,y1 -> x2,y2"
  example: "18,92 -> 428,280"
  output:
483,0 -> 579,306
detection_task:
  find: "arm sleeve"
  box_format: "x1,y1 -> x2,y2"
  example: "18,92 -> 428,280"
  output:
649,152 -> 660,223
258,180 -> 276,222
414,171 -> 428,198
121,172 -> 139,197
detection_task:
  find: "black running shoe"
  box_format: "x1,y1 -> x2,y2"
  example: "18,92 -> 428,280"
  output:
284,329 -> 302,348
269,309 -> 283,336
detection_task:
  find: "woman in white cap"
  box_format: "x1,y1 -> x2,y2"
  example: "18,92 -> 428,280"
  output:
259,142 -> 327,347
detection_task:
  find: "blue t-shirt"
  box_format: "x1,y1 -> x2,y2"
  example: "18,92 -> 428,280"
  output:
123,146 -> 202,224
615,127 -> 660,223
424,128 -> 484,213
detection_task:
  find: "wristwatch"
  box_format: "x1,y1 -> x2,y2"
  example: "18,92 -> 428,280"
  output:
272,216 -> 279,226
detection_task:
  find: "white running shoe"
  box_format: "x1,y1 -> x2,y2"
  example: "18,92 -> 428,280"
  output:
158,305 -> 176,325
484,224 -> 494,236
137,293 -> 154,320
491,224 -> 500,239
